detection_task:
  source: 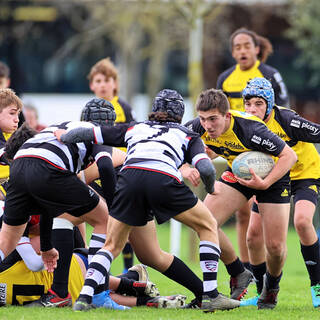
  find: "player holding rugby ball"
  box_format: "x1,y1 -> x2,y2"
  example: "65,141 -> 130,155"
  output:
183,88 -> 297,309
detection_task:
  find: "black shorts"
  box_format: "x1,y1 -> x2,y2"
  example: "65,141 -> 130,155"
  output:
110,168 -> 198,226
219,168 -> 291,204
3,157 -> 99,226
291,179 -> 320,206
253,178 -> 320,213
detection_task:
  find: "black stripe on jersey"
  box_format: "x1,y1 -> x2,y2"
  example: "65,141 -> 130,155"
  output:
39,122 -> 70,135
224,91 -> 242,98
128,139 -> 183,162
20,142 -> 71,170
66,143 -> 80,172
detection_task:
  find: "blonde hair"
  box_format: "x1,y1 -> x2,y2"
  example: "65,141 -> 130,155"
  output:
0,88 -> 23,112
87,57 -> 119,96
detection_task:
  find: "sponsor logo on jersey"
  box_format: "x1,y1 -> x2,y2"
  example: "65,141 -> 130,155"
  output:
89,189 -> 95,197
251,135 -> 261,144
290,119 -> 301,128
309,185 -> 318,194
281,188 -> 289,197
224,141 -> 244,150
221,171 -> 237,183
301,122 -> 320,135
261,139 -> 277,152
0,283 -> 6,306
205,261 -> 218,272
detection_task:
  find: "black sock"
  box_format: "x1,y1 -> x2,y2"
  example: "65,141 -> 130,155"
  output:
115,278 -> 138,296
137,296 -> 152,306
251,262 -> 266,294
301,239 -> 320,286
51,228 -> 74,298
225,257 -> 245,277
118,270 -> 139,280
122,242 -> 134,270
243,261 -> 252,272
266,271 -> 282,290
162,256 -> 203,300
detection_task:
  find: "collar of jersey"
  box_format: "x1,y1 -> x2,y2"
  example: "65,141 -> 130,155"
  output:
235,59 -> 260,72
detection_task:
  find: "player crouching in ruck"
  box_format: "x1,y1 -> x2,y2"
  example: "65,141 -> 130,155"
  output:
56,89 -> 241,312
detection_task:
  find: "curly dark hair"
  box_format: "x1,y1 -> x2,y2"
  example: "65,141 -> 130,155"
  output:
148,111 -> 182,123
4,123 -> 37,161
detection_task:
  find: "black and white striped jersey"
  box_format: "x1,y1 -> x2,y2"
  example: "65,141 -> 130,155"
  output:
92,121 -> 209,181
14,121 -> 99,173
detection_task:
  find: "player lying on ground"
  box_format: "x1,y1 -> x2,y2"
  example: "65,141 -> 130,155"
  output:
3,119 -> 215,309
0,234 -> 185,308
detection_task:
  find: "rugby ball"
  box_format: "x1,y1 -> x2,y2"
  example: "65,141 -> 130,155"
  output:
232,151 -> 274,180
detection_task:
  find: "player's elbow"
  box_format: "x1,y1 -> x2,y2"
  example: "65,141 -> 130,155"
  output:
280,145 -> 297,170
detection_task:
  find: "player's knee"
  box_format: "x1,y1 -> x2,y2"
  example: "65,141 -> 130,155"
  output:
137,250 -> 172,271
247,229 -> 262,250
198,214 -> 217,235
265,239 -> 286,258
103,238 -> 122,258
235,209 -> 250,224
294,214 -> 313,236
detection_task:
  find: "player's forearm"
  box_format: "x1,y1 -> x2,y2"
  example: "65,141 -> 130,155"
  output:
264,145 -> 297,188
195,158 -> 216,194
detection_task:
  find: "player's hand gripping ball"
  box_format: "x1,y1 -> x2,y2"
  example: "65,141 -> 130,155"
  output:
232,151 -> 274,180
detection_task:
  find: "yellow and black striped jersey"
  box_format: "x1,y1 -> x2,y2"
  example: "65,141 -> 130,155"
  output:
0,256 -> 83,306
217,60 -> 289,112
185,110 -> 286,168
266,106 -> 320,180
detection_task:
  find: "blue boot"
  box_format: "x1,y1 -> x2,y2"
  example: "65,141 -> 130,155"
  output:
92,290 -> 130,310
311,284 -> 320,308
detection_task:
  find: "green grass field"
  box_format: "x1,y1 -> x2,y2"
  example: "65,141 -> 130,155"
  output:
0,224 -> 319,319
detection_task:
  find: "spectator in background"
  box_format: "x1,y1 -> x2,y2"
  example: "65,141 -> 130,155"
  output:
23,105 -> 46,132
216,28 -> 290,271
0,61 -> 25,127
88,57 -> 135,272
88,57 -> 135,125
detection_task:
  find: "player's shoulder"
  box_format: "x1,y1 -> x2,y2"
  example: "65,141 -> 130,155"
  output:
217,65 -> 237,86
258,62 -> 279,78
184,117 -> 205,136
118,97 -> 133,111
231,110 -> 265,124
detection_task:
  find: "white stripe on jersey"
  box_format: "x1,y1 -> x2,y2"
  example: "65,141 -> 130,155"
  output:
14,121 -> 96,173
94,151 -> 112,162
122,123 -> 192,181
93,127 -> 104,144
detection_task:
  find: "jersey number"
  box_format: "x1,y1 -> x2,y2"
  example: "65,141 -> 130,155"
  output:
147,127 -> 169,139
